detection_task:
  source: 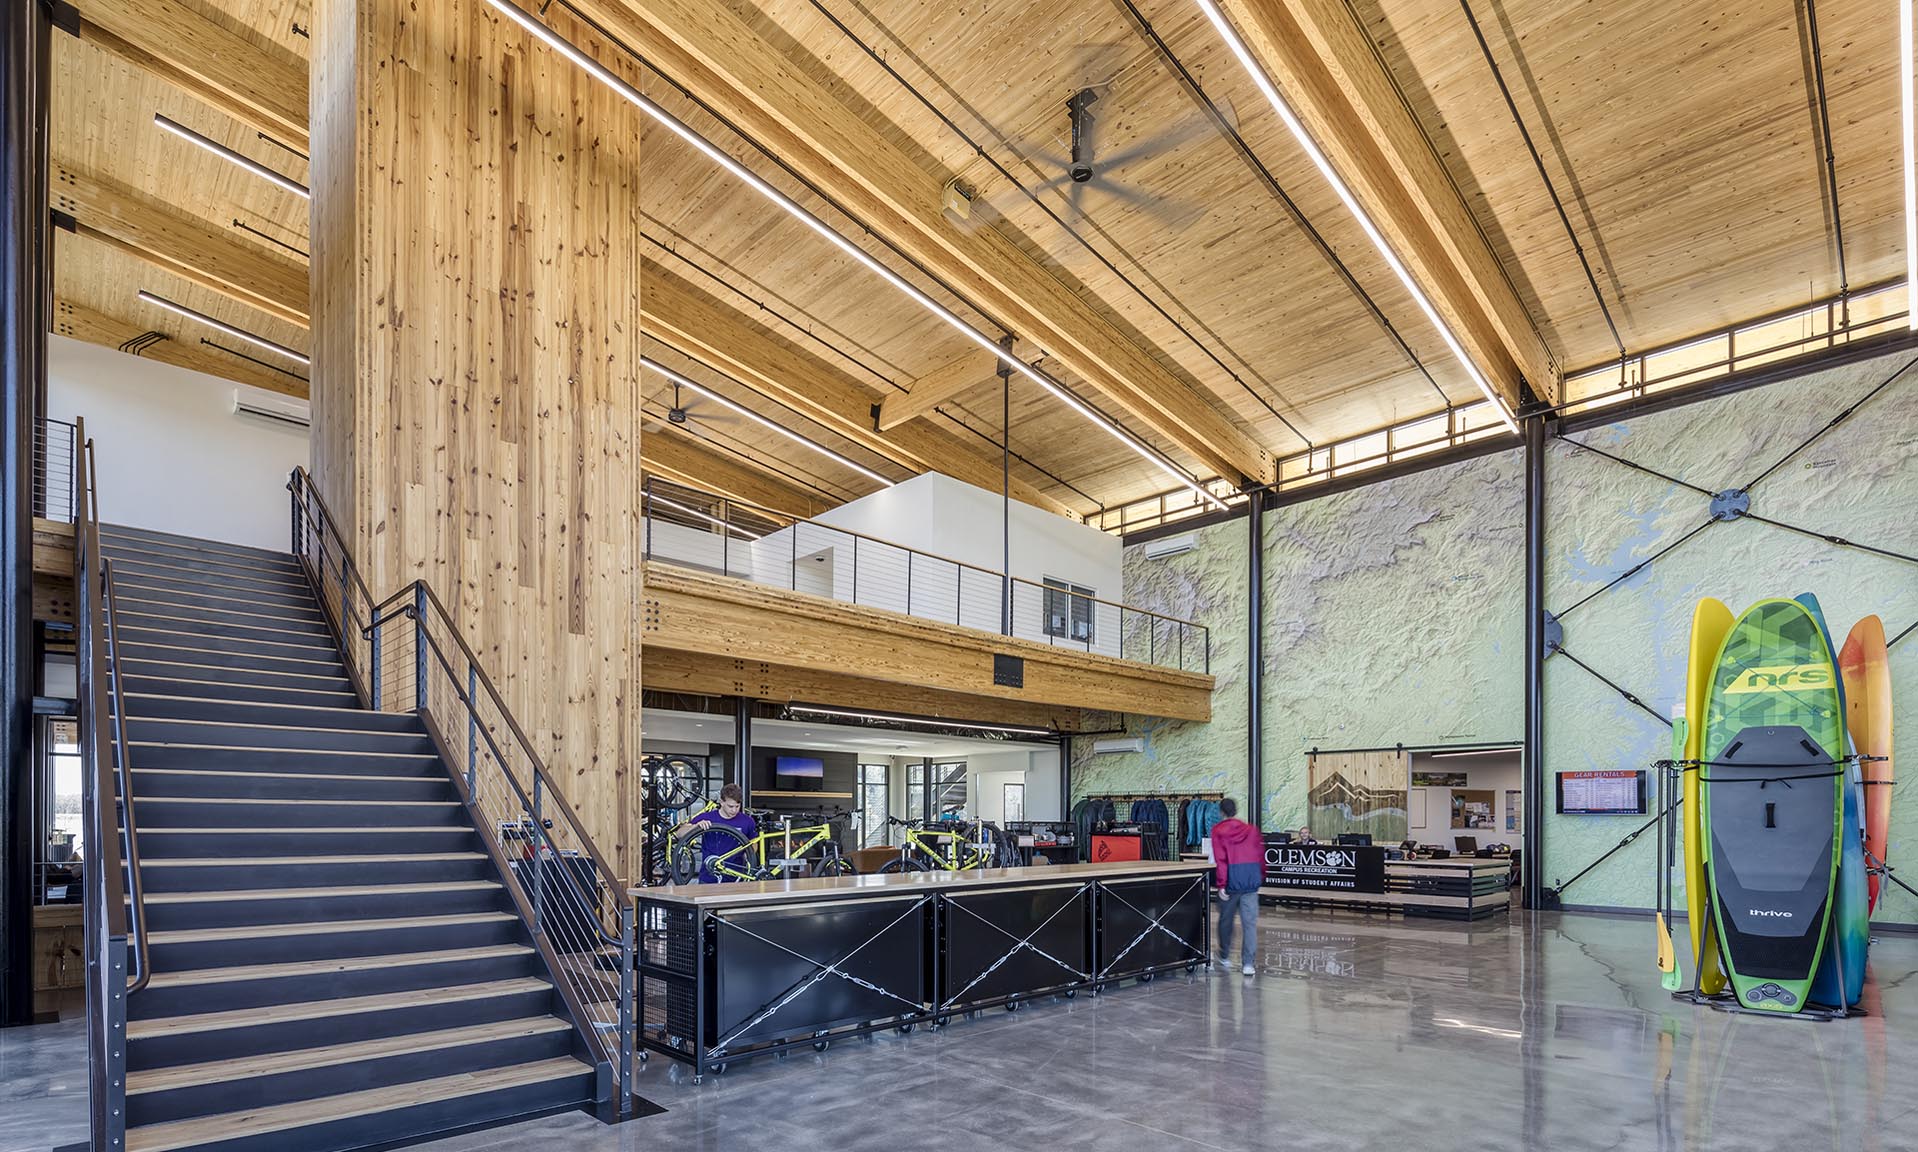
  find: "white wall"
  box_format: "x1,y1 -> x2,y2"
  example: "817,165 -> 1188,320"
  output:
1407,751 -> 1524,850
786,473 -> 1125,654
46,336 -> 309,551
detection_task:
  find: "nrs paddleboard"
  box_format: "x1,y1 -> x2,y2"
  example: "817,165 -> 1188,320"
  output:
1701,598 -> 1843,1013
1797,595 -> 1865,1009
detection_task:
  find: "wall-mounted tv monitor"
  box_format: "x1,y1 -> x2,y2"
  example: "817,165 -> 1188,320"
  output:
1555,770 -> 1648,816
775,756 -> 825,784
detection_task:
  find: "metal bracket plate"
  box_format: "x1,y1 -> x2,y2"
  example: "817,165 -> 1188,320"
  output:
1710,488 -> 1751,521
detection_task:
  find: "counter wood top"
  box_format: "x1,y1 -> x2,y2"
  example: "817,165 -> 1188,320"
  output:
633,859 -> 1209,909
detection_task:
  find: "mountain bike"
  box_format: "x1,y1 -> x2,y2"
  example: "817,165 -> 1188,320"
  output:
667,807 -> 853,884
878,816 -> 1016,872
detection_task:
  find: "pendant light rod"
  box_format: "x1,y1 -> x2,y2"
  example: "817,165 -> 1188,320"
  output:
153,113 -> 310,199
137,289 -> 309,364
642,356 -> 896,487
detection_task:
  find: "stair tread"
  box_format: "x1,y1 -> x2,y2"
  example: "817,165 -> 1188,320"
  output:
117,626 -> 339,655
121,660 -> 350,685
103,525 -> 294,558
124,1056 -> 591,1152
131,769 -> 442,787
127,716 -> 423,739
118,639 -> 343,667
139,826 -> 470,835
127,977 -> 553,1039
116,595 -> 325,624
136,798 -> 458,810
125,1017 -> 573,1095
146,944 -> 535,989
131,743 -> 437,761
144,880 -> 499,905
147,854 -> 486,868
124,693 -> 385,719
148,912 -> 518,945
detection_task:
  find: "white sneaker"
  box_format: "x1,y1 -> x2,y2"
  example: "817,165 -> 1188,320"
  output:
1242,964 -> 1256,976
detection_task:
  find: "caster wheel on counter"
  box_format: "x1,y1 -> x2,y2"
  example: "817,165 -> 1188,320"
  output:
897,1023 -> 915,1034
934,1015 -> 951,1029
1005,1000 -> 1020,1012
1138,972 -> 1155,984
812,1031 -> 831,1052
1063,989 -> 1076,999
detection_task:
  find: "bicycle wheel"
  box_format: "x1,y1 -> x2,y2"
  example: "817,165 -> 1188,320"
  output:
669,824 -> 749,884
650,756 -> 705,809
878,856 -> 928,874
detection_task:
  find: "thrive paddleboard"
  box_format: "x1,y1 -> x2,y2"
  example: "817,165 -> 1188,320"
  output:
1701,598 -> 1843,1013
1798,595 -> 1865,1009
1839,615 -> 1894,912
1684,598 -> 1735,995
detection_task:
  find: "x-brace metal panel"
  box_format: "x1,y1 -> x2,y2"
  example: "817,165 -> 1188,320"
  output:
709,896 -> 930,1056
940,884 -> 1091,1008
1097,876 -> 1207,978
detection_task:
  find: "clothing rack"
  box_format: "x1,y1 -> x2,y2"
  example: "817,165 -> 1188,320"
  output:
1071,793 -> 1228,861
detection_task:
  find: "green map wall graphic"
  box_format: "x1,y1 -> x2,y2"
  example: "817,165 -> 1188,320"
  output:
1543,348 -> 1918,922
1077,345 -> 1917,924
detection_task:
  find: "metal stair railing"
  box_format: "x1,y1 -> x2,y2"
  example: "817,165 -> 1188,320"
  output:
77,419 -> 149,1152
642,476 -> 1211,674
286,468 -> 637,1116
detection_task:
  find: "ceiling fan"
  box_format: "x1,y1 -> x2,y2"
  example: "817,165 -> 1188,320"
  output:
1019,83 -> 1219,234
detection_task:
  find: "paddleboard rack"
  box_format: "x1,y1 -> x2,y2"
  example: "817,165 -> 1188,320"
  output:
1671,989 -> 1858,1022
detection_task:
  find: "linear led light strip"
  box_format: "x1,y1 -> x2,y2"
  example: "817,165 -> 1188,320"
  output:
153,114 -> 310,200
482,0 -> 1228,512
642,355 -> 895,487
137,290 -> 309,364
786,703 -> 1055,738
1193,0 -> 1519,435
1905,0 -> 1916,329
648,491 -> 764,539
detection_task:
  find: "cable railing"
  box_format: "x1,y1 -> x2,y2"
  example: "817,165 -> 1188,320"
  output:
643,478 -> 1211,675
286,468 -> 637,1115
77,419 -> 147,1152
34,416 -> 77,523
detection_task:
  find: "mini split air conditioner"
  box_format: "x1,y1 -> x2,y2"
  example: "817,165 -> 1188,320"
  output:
233,390 -> 311,429
1142,533 -> 1196,561
1091,737 -> 1145,755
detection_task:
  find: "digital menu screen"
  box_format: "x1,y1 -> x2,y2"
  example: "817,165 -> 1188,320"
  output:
1556,770 -> 1648,815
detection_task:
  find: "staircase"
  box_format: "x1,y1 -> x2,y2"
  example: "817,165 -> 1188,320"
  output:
104,523 -> 598,1152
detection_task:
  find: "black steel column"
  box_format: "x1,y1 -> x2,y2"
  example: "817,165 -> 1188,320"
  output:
1245,491 -> 1264,828
732,696 -> 753,807
999,340 -> 1012,637
1522,414 -> 1547,910
0,0 -> 50,1027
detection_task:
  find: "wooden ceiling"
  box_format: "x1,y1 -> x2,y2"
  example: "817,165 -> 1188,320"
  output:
49,0 -> 1901,523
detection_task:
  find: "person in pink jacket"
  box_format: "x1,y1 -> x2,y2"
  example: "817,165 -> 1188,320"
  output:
1210,798 -> 1265,974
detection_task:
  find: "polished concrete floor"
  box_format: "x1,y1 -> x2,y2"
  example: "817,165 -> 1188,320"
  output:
8,906 -> 1917,1152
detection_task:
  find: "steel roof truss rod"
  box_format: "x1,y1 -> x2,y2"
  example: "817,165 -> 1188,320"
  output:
1738,354 -> 1918,494
1457,0 -> 1622,359
1802,0 -> 1851,319
1119,0 -> 1439,417
1547,641 -> 1671,728
799,0 -> 1310,446
1551,516 -> 1717,622
503,0 -> 1226,509
1739,511 -> 1918,568
1553,434 -> 1716,499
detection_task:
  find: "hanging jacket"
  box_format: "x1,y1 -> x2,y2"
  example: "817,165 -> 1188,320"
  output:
1211,817 -> 1266,893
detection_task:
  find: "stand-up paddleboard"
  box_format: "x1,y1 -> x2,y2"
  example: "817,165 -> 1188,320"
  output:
1685,598 -> 1735,995
1798,594 -> 1865,1009
1702,598 -> 1843,1013
1839,616 -> 1893,912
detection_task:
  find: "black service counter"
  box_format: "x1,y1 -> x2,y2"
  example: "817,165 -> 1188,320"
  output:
634,861 -> 1210,1079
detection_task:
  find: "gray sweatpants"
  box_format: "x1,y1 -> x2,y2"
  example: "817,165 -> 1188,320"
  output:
1217,890 -> 1258,969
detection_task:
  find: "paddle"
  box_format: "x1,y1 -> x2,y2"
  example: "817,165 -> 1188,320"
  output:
1658,709 -> 1686,991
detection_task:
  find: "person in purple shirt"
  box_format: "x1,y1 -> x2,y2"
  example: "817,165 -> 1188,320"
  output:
673,783 -> 758,883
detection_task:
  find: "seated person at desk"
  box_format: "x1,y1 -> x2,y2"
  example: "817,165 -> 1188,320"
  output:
1294,826 -> 1317,845
673,784 -> 757,883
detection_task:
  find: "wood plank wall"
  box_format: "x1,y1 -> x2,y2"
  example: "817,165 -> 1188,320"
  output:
310,0 -> 645,874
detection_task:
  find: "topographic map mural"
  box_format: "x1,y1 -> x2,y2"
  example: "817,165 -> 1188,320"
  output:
1544,347 -> 1918,921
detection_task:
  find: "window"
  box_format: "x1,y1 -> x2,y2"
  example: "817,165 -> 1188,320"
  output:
1042,578 -> 1095,643
1003,782 -> 1025,824
908,763 -> 926,822
859,764 -> 890,849
931,762 -> 968,819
